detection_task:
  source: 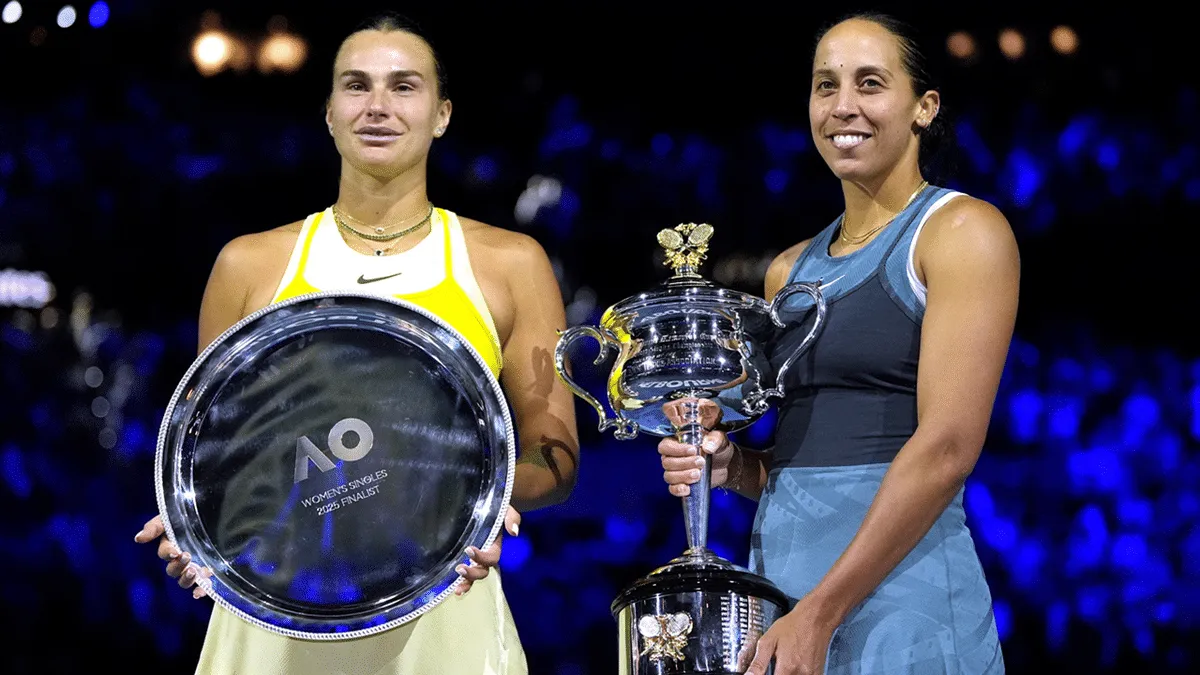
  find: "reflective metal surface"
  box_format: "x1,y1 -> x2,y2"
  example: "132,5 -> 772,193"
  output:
555,223 -> 825,672
155,291 -> 515,641
554,224 -> 826,443
613,551 -> 788,675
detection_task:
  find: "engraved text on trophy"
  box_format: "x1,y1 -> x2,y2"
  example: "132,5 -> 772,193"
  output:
293,417 -> 390,517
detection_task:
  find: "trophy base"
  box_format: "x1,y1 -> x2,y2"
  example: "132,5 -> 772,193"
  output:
612,548 -> 789,675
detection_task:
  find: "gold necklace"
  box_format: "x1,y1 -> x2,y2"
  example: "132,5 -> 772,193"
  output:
333,205 -> 436,256
334,201 -> 433,234
332,203 -> 434,241
839,180 -> 929,245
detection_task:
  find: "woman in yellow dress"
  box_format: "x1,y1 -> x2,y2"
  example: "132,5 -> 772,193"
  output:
134,13 -> 580,674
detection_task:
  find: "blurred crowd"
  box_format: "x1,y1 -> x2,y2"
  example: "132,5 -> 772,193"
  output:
2,50 -> 1199,674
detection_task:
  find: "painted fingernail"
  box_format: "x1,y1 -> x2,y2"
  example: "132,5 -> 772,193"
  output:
511,522 -> 519,537
690,470 -> 701,480
695,457 -> 706,468
456,565 -> 467,576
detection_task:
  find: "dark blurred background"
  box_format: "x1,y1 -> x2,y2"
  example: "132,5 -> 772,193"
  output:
1,1 -> 1196,673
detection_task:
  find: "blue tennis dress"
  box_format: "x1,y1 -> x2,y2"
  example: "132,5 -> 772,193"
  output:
749,186 -> 1005,674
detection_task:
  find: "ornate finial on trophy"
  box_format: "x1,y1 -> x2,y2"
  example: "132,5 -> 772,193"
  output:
657,223 -> 714,278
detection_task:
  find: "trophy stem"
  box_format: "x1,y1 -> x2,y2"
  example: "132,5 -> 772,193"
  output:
675,399 -> 711,554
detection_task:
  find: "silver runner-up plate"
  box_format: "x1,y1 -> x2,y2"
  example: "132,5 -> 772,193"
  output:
154,291 -> 515,640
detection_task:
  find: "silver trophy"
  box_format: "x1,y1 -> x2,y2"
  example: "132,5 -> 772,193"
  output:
155,292 -> 515,640
555,223 -> 826,674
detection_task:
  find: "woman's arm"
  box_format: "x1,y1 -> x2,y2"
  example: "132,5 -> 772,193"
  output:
496,233 -> 581,512
722,442 -> 772,501
197,235 -> 256,354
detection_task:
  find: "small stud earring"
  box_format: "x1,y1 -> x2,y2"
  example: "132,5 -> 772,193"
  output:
434,127 -> 444,137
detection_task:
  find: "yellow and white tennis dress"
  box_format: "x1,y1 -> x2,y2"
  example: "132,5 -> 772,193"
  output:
194,207 -> 525,675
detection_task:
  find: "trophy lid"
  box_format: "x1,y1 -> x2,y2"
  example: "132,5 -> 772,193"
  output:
599,223 -> 768,328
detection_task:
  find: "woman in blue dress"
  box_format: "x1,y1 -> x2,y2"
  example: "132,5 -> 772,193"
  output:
658,12 -> 1018,675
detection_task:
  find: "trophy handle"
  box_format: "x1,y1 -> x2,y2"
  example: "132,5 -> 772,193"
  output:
752,281 -> 828,409
554,325 -> 639,440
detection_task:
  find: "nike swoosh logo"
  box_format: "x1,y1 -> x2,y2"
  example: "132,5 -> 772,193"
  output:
818,275 -> 844,291
356,271 -> 403,284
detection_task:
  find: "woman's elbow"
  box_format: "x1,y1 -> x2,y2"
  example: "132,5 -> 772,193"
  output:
544,467 -> 579,507
919,424 -> 985,485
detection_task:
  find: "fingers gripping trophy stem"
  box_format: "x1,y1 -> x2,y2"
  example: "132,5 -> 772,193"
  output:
677,399 -> 711,553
